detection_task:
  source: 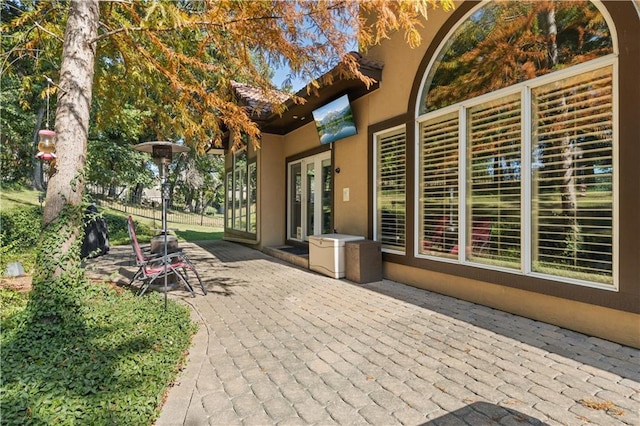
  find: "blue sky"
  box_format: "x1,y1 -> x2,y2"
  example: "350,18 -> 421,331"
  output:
271,66 -> 308,92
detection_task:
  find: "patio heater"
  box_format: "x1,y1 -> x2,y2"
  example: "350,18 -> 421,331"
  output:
134,141 -> 190,309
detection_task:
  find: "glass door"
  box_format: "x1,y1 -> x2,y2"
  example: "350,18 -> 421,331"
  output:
287,151 -> 332,241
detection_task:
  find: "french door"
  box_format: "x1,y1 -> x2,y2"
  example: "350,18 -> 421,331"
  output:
287,151 -> 332,241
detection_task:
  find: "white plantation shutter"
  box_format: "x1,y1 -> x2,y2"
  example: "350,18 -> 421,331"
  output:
415,61 -> 615,287
375,127 -> 406,252
467,94 -> 522,268
531,66 -> 614,284
419,112 -> 459,258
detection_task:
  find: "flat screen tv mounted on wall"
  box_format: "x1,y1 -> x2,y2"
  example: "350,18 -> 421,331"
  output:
312,94 -> 357,145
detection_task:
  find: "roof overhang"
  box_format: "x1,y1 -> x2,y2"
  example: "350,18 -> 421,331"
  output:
258,77 -> 380,135
235,54 -> 383,135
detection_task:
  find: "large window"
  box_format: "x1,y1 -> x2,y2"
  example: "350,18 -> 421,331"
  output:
226,149 -> 257,234
420,0 -> 613,114
531,66 -> 613,282
419,113 -> 458,259
417,1 -> 615,288
374,126 -> 406,253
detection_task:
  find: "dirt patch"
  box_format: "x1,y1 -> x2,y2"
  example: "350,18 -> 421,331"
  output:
0,275 -> 32,293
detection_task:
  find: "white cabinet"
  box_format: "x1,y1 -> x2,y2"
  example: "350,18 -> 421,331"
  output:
309,234 -> 364,279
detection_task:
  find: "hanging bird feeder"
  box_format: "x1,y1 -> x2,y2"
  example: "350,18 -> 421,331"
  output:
35,77 -> 56,163
36,129 -> 56,161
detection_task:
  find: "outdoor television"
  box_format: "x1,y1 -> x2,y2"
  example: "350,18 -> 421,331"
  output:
312,94 -> 357,145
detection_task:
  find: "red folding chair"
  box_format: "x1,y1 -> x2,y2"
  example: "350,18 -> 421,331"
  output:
127,216 -> 207,297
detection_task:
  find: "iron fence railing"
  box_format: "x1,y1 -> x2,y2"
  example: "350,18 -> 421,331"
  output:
96,198 -> 224,229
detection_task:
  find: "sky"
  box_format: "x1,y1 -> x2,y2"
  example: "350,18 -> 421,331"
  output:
271,66 -> 309,92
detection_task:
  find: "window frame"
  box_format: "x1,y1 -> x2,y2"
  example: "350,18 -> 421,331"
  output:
414,55 -> 618,291
225,147 -> 258,236
373,124 -> 407,254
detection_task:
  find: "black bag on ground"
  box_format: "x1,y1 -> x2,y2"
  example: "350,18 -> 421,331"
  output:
81,204 -> 110,259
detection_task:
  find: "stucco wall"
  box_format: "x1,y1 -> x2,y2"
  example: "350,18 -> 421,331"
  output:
282,122 -> 320,158
332,95 -> 370,237
364,4 -> 457,121
257,134 -> 285,247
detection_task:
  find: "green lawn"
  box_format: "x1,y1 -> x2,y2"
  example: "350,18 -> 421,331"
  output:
0,188 -> 44,211
0,187 -> 218,425
0,188 -> 224,243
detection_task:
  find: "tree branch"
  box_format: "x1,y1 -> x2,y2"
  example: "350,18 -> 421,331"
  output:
90,2 -> 350,44
34,21 -> 64,43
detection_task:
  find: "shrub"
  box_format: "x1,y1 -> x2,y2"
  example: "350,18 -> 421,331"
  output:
101,212 -> 152,246
0,206 -> 42,252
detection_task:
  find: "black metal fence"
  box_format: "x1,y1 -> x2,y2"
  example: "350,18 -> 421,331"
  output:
96,198 -> 224,229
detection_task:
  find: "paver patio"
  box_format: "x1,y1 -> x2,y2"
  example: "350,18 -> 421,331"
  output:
85,240 -> 640,426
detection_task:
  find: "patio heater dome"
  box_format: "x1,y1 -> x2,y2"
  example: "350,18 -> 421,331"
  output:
133,141 -> 189,171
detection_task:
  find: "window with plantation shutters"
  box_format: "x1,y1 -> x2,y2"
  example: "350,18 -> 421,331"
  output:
374,126 -> 406,253
416,60 -> 615,288
419,112 -> 459,258
467,95 -> 521,268
413,0 -> 616,289
531,66 -> 614,284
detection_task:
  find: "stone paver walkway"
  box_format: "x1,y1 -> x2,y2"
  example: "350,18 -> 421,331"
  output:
86,240 -> 640,426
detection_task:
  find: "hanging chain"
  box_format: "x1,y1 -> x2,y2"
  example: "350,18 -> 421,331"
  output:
46,81 -> 50,129
44,75 -> 53,129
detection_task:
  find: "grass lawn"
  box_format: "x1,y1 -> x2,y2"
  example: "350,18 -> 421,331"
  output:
0,188 -> 223,245
0,187 -> 219,424
0,187 -> 44,210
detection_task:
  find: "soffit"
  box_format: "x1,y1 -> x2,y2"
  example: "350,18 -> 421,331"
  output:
233,53 -> 383,135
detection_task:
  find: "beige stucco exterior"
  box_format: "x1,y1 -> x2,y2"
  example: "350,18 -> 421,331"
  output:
256,134 -> 284,248
331,95 -> 370,237
227,1 -> 640,348
385,262 -> 640,349
365,5 -> 454,120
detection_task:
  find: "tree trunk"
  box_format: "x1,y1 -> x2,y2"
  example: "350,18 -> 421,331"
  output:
129,183 -> 143,204
184,188 -> 195,212
43,0 -> 98,225
108,182 -> 117,198
30,0 -> 99,323
545,6 -> 558,70
168,154 -> 187,209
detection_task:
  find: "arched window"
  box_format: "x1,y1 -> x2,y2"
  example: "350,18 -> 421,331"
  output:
416,0 -> 616,288
419,1 -> 613,114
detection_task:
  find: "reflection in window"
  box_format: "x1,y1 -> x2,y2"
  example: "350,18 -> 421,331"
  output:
419,114 -> 458,258
234,151 -> 246,230
420,0 -> 613,114
531,67 -> 613,282
226,172 -> 233,229
416,0 -> 615,287
249,162 -> 257,233
226,149 -> 257,235
375,126 -> 406,253
467,95 -> 522,268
